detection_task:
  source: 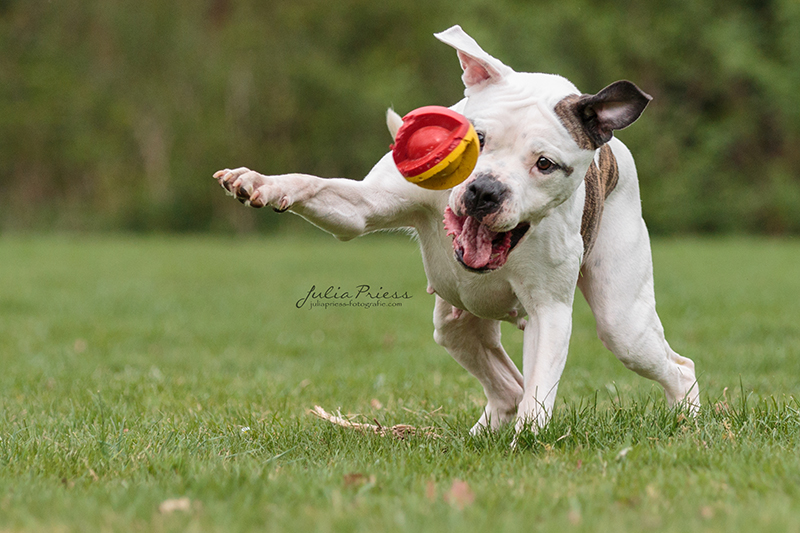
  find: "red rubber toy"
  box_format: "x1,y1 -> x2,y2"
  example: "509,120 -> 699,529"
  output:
391,106 -> 479,190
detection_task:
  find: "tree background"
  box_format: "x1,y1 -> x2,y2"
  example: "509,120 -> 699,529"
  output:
2,0 -> 799,234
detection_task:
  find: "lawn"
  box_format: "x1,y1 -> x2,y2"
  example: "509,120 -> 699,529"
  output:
0,233 -> 798,532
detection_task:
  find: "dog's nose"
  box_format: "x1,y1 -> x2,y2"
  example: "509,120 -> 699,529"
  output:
463,175 -> 508,220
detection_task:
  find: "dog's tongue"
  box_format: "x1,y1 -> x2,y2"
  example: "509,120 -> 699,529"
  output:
460,216 -> 495,268
443,207 -> 496,269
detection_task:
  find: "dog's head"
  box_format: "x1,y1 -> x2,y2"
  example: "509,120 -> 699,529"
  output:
435,26 -> 651,273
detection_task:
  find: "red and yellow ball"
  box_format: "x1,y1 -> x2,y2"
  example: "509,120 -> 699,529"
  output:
391,106 -> 479,190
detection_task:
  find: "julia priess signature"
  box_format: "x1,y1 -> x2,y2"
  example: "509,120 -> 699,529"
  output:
296,284 -> 412,310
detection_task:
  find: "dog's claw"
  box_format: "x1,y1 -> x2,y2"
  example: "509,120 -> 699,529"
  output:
272,196 -> 290,213
248,190 -> 264,209
216,171 -> 236,194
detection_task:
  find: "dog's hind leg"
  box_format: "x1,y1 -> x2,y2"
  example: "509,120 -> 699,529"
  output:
432,295 -> 524,433
577,145 -> 699,411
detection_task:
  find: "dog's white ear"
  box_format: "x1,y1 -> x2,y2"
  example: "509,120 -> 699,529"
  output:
434,25 -> 513,88
386,108 -> 403,141
559,81 -> 652,148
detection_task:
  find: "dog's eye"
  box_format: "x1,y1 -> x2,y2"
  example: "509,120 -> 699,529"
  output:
476,131 -> 486,150
535,156 -> 557,173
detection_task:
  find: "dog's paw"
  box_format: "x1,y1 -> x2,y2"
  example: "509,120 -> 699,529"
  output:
469,401 -> 518,435
213,168 -> 291,212
513,398 -> 551,436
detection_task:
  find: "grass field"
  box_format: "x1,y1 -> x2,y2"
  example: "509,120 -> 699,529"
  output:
1,233 -> 798,532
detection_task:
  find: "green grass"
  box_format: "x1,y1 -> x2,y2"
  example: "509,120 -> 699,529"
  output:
1,233 -> 798,532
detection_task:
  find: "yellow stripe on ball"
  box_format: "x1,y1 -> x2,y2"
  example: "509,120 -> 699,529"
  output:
409,124 -> 479,190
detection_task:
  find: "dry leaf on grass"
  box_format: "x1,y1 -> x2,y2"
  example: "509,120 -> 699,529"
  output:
443,480 -> 474,510
425,480 -> 437,502
343,473 -> 376,488
159,497 -> 192,514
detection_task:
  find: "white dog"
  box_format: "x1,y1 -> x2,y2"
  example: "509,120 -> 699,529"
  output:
214,26 -> 699,435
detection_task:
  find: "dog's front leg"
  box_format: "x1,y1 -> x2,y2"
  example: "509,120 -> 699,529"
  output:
215,154 -> 424,239
432,296 -> 524,434
514,301 -> 574,434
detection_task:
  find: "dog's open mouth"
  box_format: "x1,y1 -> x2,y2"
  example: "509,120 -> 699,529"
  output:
443,207 -> 530,273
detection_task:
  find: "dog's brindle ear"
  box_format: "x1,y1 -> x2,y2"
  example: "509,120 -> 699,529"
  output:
434,25 -> 514,88
557,81 -> 652,149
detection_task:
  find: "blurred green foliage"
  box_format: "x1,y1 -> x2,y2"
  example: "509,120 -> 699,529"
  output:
1,0 -> 799,233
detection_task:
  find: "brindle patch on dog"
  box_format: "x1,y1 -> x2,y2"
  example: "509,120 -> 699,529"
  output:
580,144 -> 618,260
554,95 -> 620,260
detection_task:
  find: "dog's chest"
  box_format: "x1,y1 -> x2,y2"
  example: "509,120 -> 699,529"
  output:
416,221 -> 522,319
435,271 -> 520,318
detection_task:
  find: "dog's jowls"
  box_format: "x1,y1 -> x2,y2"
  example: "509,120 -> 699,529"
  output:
215,25 -> 699,437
